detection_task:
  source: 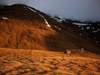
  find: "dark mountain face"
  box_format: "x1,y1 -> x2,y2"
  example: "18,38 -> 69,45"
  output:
78,23 -> 100,43
0,4 -> 100,54
53,16 -> 100,44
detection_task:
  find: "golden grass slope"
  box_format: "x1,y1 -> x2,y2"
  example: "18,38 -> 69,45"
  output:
0,48 -> 100,75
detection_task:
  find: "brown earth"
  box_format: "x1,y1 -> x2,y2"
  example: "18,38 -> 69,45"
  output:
0,48 -> 100,75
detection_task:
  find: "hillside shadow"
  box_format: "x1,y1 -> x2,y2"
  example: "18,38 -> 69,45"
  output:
43,20 -> 100,55
44,33 -> 100,55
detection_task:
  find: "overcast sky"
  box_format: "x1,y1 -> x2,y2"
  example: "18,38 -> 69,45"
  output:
0,0 -> 100,21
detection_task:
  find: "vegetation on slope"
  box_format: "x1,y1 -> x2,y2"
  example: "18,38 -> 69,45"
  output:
0,4 -> 100,54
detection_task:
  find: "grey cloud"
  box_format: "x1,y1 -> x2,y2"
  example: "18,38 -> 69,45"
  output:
0,0 -> 100,21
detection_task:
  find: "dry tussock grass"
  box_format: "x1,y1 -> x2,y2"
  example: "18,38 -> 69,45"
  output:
0,48 -> 100,75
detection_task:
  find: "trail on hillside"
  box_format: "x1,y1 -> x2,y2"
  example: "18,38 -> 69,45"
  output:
0,48 -> 100,75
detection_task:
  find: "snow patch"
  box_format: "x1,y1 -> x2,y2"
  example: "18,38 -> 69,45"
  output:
86,27 -> 90,29
51,16 -> 63,23
54,18 -> 62,23
89,24 -> 92,25
95,41 -> 98,43
92,29 -> 99,33
78,25 -> 82,27
2,17 -> 8,20
27,6 -> 36,12
26,6 -> 50,27
81,48 -> 84,51
39,13 -> 51,27
81,27 -> 84,30
92,27 -> 94,29
51,16 -> 69,23
54,25 -> 61,30
79,33 -> 82,36
73,23 -> 88,25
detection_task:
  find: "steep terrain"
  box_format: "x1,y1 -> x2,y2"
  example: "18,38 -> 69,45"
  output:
0,4 -> 100,75
0,4 -> 100,54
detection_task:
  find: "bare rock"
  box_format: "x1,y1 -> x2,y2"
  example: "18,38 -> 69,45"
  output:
64,49 -> 71,55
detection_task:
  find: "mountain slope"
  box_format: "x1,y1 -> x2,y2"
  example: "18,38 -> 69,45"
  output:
0,4 -> 100,54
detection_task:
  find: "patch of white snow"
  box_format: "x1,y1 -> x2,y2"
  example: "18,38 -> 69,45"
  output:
92,29 -> 99,33
54,25 -> 61,30
92,27 -> 94,29
53,17 -> 62,23
39,13 -> 51,27
81,28 -> 84,30
95,41 -> 98,43
27,7 -> 36,12
2,17 -> 8,20
89,24 -> 92,25
73,23 -> 88,25
81,48 -> 84,51
50,16 -> 62,23
79,33 -> 82,36
78,25 -> 82,27
86,27 -> 90,29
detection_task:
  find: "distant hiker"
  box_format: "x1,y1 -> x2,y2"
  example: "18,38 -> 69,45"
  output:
64,49 -> 71,56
